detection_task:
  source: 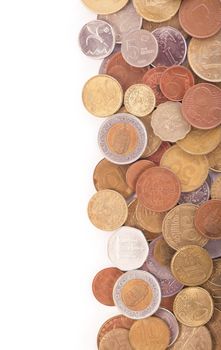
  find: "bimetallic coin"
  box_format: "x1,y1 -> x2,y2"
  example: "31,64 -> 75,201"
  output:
126,160 -> 155,192
142,66 -> 168,105
98,113 -> 147,165
211,176 -> 221,200
207,143 -> 221,172
207,308 -> 221,350
113,270 -> 161,319
124,84 -> 156,117
108,226 -> 149,271
136,203 -> 166,233
169,324 -> 212,350
155,308 -> 179,346
133,0 -> 181,23
205,239 -> 221,259
141,114 -> 162,157
179,181 -> 210,206
99,328 -> 132,350
194,200 -> 221,239
82,0 -> 129,15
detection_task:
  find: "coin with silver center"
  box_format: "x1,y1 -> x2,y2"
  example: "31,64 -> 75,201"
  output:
155,308 -> 179,346
113,270 -> 161,319
108,226 -> 149,271
179,181 -> 210,205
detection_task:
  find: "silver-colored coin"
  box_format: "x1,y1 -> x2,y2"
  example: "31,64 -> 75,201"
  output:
121,29 -> 158,67
98,113 -> 148,165
113,270 -> 161,319
98,2 -> 142,44
155,308 -> 179,346
204,239 -> 221,259
179,181 -> 210,205
208,170 -> 221,186
79,20 -> 115,59
108,226 -> 149,271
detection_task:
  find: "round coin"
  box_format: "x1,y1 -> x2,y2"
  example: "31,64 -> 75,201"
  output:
157,277 -> 183,298
82,0 -> 129,15
147,141 -> 170,165
204,239 -> 221,259
169,324 -> 212,350
207,308 -> 221,350
99,328 -> 132,350
124,84 -> 156,117
99,44 -> 121,74
179,181 -> 210,206
141,114 -> 162,157
126,160 -> 155,191
207,142 -> 221,172
136,203 -> 166,233
211,176 -> 221,200
142,66 -> 168,105
133,0 -> 181,23
194,199 -> 221,239
155,308 -> 179,346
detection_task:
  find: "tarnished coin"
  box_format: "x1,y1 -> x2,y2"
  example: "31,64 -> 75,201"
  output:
155,308 -> 179,346
211,177 -> 221,200
151,102 -> 191,142
82,0 -> 129,15
160,145 -> 209,192
88,189 -> 128,231
171,245 -> 213,286
162,204 -> 208,250
98,113 -> 147,165
126,160 -> 155,191
98,2 -> 142,43
82,75 -> 123,117
205,239 -> 221,259
136,203 -> 166,233
129,317 -> 170,350
207,142 -> 221,172
141,114 -> 162,157
207,308 -> 221,350
142,66 -> 168,105
124,84 -> 156,117
179,181 -> 210,206
152,27 -> 187,67
147,141 -> 170,165
133,0 -> 181,23
99,45 -> 121,74
108,226 -> 149,271
121,29 -> 158,67
173,287 -> 214,326
194,199 -> 221,239
99,328 -> 132,350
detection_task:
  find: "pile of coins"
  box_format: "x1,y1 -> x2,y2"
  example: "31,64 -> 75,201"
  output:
79,0 -> 221,349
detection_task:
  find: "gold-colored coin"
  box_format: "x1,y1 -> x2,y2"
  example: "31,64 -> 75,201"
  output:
88,189 -> 128,231
162,204 -> 208,250
202,259 -> 221,311
171,245 -> 213,286
82,0 -> 129,15
99,328 -> 132,350
173,287 -> 214,327
207,142 -> 221,172
207,308 -> 221,350
141,114 -> 162,157
153,236 -> 175,268
124,84 -> 156,117
82,75 -> 123,117
136,201 -> 166,233
169,324 -> 212,350
129,317 -> 170,350
121,279 -> 153,311
188,30 -> 221,82
160,145 -> 209,192
177,127 -> 221,155
211,176 -> 221,199
133,0 -> 181,23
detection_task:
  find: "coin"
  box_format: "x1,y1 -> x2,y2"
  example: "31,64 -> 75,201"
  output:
208,259 -> 221,287
162,204 -> 208,250
173,287 -> 214,326
147,141 -> 170,165
208,170 -> 221,186
136,203 -> 166,233
157,277 -> 183,298
179,0 -> 221,39
152,27 -> 187,67
169,324 -> 213,350
92,267 -> 124,306
126,160 -> 155,191
129,317 -> 170,350
151,102 -> 191,142
99,45 -> 121,74
207,142 -> 221,172
207,308 -> 221,350
88,189 -> 128,231
124,84 -> 156,117
99,328 -> 132,350
141,114 -> 162,157
82,75 -> 123,117
179,181 -> 210,206
211,176 -> 221,200
108,226 -> 149,271
160,65 -> 195,101
160,145 -> 209,192
182,83 -> 221,129
188,31 -> 221,82
82,0 -> 129,15
171,245 -> 213,286
155,308 -> 179,346
142,66 -> 168,105
205,239 -> 221,259
136,166 -> 181,212
121,29 -> 158,67
194,199 -> 221,239
133,0 -> 181,23
160,295 -> 176,312
98,2 -> 142,44
113,270 -> 161,319
98,113 -> 147,165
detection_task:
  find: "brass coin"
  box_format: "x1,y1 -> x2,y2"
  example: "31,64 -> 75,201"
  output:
124,84 -> 156,117
162,204 -> 208,250
121,279 -> 153,311
202,259 -> 221,310
211,176 -> 221,199
87,189 -> 128,231
99,328 -> 132,350
82,0 -> 129,15
133,0 -> 181,23
173,287 -> 214,327
82,75 -> 123,117
160,145 -> 209,192
169,324 -> 212,350
141,114 -> 162,157
153,236 -> 175,268
129,317 -> 170,350
136,201 -> 166,233
207,142 -> 221,172
207,308 -> 221,350
171,245 -> 213,286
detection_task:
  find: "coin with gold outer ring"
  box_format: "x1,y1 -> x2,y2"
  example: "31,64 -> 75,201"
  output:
124,84 -> 156,117
82,0 -> 129,14
133,0 -> 181,23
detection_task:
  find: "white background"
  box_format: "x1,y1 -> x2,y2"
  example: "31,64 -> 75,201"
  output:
0,1 -> 117,349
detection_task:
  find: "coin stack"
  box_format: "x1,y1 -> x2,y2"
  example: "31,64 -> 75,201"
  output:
79,0 -> 221,349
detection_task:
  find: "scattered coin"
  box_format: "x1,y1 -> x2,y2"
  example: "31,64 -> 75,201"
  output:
208,170 -> 221,186
136,203 -> 166,233
160,295 -> 176,312
178,181 -> 210,206
194,199 -> 221,239
82,0 -> 129,15
124,84 -> 156,117
207,308 -> 221,350
207,142 -> 221,172
155,308 -> 179,346
142,66 -> 168,105
157,276 -> 183,298
204,239 -> 221,259
211,176 -> 221,200
126,160 -> 155,191
99,44 -> 121,74
140,114 -> 162,157
99,328 -> 132,350
133,0 -> 181,23
147,141 -> 170,165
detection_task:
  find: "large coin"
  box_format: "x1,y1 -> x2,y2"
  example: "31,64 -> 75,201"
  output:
207,142 -> 221,172
169,324 -> 212,350
133,0 -> 181,23
126,160 -> 155,191
194,199 -> 221,239
99,328 -> 132,350
155,308 -> 179,346
207,308 -> 221,350
124,84 -> 156,117
82,0 -> 129,15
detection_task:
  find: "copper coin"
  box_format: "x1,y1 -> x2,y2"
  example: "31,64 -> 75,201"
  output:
160,65 -> 195,101
136,166 -> 181,212
126,160 -> 155,191
179,0 -> 221,39
146,141 -> 171,165
99,44 -> 121,74
160,295 -> 176,312
207,308 -> 221,350
142,66 -> 168,105
194,199 -> 221,239
182,83 -> 221,129
99,328 -> 132,350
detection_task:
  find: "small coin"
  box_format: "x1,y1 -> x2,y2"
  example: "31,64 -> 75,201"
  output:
121,29 -> 158,67
129,317 -> 170,350
179,181 -> 210,206
152,27 -> 187,67
92,267 -> 124,306
136,203 -> 166,233
147,141 -> 170,165
171,245 -> 213,286
160,295 -> 176,312
99,328 -> 132,350
179,0 -> 221,39
155,308 -> 179,346
88,189 -> 128,231
173,287 -> 214,326
124,84 -> 156,117
207,308 -> 221,350
194,199 -> 221,239
133,0 -> 181,23
162,204 -> 208,250
140,114 -> 162,157
98,113 -> 147,165
99,44 -> 121,74
207,142 -> 221,172
142,66 -> 168,105
82,0 -> 129,15
160,145 -> 209,192
204,239 -> 221,259
108,226 -> 149,271
211,176 -> 221,200
126,160 -> 155,191
113,270 -> 161,319
82,75 -> 123,117
151,102 -> 191,142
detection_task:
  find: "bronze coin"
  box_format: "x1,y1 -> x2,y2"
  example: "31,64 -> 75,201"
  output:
147,141 -> 171,165
121,279 -> 153,311
142,66 -> 168,105
126,160 -> 155,191
207,308 -> 221,350
194,199 -> 221,239
160,295 -> 176,313
202,259 -> 221,310
99,328 -> 132,350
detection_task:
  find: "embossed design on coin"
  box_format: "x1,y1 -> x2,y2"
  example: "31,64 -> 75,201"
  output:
136,203 -> 166,233
133,0 -> 181,23
99,328 -> 132,350
147,141 -> 170,165
142,66 -> 168,105
82,0 -> 129,15
124,84 -> 156,117
194,199 -> 221,239
155,308 -> 179,346
141,114 -> 162,157
207,142 -> 221,172
211,176 -> 221,200
179,181 -> 210,206
126,160 -> 155,191
157,276 -> 183,298
207,308 -> 221,350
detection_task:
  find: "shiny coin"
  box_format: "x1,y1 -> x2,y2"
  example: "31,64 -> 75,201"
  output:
82,0 -> 129,15
108,226 -> 149,271
169,324 -> 212,350
98,113 -> 147,165
147,141 -> 170,165
99,328 -> 132,350
155,308 -> 179,346
207,142 -> 221,172
88,189 -> 128,231
136,203 -> 166,233
194,199 -> 221,239
124,84 -> 156,117
133,0 -> 181,23
179,181 -> 210,206
126,160 -> 155,192
205,239 -> 221,259
142,66 -> 168,105
141,114 -> 162,157
207,308 -> 221,350
211,176 -> 221,200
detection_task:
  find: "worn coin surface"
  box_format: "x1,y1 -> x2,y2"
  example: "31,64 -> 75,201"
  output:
142,66 -> 168,105
155,308 -> 179,346
133,0 -> 181,22
141,114 -> 162,157
99,328 -> 132,350
136,203 -> 166,233
88,189 -> 128,231
207,142 -> 221,172
126,160 -> 155,191
194,199 -> 221,239
157,276 -> 183,298
124,84 -> 156,117
82,0 -> 129,15
211,176 -> 221,200
179,181 -> 210,206
207,308 -> 221,350
205,239 -> 221,259
147,141 -> 170,165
